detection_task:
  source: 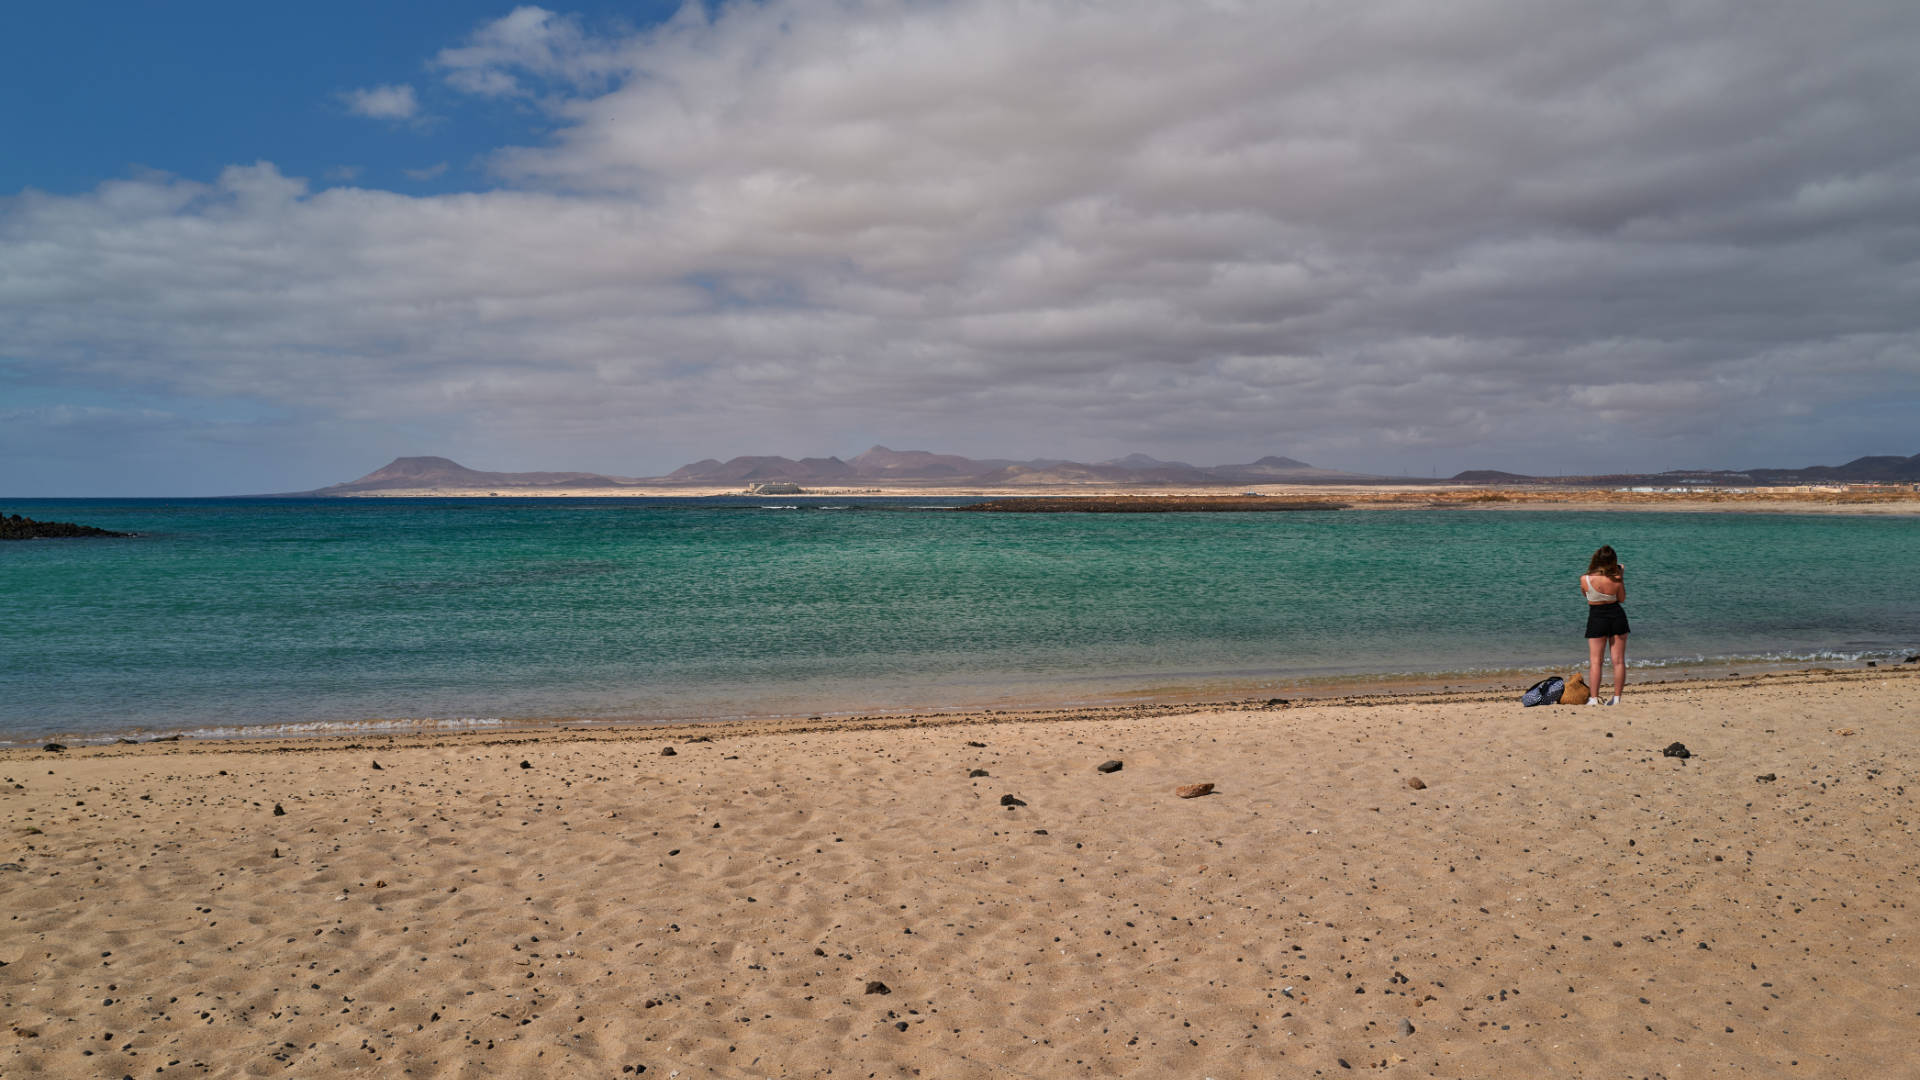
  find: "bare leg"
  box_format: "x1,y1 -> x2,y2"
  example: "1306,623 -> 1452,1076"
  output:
1609,634 -> 1627,700
1587,635 -> 1605,702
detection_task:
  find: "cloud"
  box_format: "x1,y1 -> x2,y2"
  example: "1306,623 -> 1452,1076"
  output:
434,5 -> 625,98
403,162 -> 450,181
6,0 -> 1920,489
340,83 -> 420,120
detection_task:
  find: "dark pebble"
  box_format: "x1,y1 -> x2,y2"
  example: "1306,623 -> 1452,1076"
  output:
1756,773 -> 1777,782
865,981 -> 890,995
1096,760 -> 1123,773
660,747 -> 677,756
1000,794 -> 1026,807
966,741 -> 987,748
519,760 -> 532,769
43,743 -> 65,753
1661,742 -> 1691,759
272,803 -> 286,816
968,769 -> 988,777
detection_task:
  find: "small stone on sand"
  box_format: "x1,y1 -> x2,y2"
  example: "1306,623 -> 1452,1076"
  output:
1175,783 -> 1215,799
1406,777 -> 1426,790
1096,760 -> 1123,773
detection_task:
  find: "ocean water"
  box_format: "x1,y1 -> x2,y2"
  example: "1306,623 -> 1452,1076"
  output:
2,497 -> 1915,742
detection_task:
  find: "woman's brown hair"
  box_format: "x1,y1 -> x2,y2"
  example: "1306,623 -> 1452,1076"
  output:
1587,545 -> 1621,579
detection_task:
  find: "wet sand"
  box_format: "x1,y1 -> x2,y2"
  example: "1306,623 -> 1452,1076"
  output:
3,668 -> 1917,1078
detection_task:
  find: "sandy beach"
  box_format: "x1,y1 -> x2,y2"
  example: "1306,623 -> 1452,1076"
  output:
4,669 -> 1917,1078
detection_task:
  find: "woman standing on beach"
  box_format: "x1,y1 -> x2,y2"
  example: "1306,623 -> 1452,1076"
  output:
1581,545 -> 1629,705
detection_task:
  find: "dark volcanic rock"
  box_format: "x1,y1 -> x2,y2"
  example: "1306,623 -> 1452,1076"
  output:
42,743 -> 66,752
1756,773 -> 1777,782
999,794 -> 1027,807
968,769 -> 989,777
2,513 -> 127,540
864,981 -> 890,995
660,746 -> 677,756
1661,742 -> 1692,759
1096,760 -> 1123,773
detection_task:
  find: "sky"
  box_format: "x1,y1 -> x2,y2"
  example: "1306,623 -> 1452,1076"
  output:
4,1 -> 1919,495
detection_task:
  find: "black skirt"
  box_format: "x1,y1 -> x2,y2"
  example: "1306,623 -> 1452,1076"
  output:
1585,602 -> 1630,639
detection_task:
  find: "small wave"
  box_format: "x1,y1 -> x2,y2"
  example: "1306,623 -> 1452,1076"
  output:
3,716 -> 513,747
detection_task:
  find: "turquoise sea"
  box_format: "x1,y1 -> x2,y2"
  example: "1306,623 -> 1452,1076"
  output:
2,498 -> 1915,743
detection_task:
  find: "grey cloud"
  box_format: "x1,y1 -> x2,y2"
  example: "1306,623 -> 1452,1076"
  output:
5,0 -> 1920,492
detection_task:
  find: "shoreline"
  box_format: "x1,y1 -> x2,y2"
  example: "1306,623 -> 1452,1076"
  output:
8,661 -> 1908,754
14,484 -> 1901,514
282,485 -> 1920,514
5,667 -> 1916,1077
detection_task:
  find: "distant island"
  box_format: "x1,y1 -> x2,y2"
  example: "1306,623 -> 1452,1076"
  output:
281,447 -> 1920,497
2,512 -> 128,540
293,447 -> 1375,495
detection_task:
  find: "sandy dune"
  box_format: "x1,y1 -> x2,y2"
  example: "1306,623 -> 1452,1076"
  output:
4,669 -> 1916,1077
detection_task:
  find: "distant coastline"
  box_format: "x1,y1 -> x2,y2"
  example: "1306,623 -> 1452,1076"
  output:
266,447 -> 1920,500
276,486 -> 1920,514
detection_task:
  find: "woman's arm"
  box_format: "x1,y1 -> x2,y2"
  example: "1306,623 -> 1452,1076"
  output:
1615,568 -> 1626,603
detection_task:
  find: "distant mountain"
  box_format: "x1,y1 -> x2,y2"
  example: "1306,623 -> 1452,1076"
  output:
1099,453 -> 1195,470
1448,452 -> 1920,486
661,446 -> 1362,485
1449,469 -> 1537,483
1747,453 -> 1920,484
312,456 -> 632,494
665,455 -> 856,483
303,447 -> 1365,494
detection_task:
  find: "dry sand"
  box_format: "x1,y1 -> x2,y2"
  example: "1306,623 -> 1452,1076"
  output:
4,669 -> 1917,1078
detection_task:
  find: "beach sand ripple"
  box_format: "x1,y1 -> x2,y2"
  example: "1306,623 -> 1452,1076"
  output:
3,670 -> 1916,1077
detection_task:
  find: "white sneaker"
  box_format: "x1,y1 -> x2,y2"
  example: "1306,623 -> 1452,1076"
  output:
1605,696 -> 1620,706
1587,697 -> 1601,705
